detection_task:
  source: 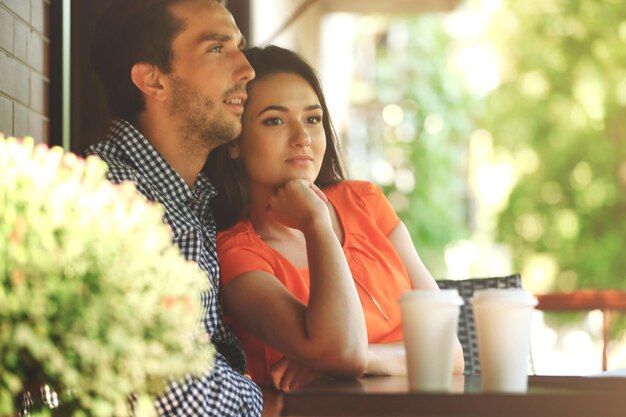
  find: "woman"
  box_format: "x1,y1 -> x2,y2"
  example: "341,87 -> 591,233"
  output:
205,46 -> 464,391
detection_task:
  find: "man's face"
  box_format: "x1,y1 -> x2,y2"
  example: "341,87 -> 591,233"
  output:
165,1 -> 255,150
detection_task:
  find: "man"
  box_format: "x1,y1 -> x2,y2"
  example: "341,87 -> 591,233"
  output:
86,0 -> 261,415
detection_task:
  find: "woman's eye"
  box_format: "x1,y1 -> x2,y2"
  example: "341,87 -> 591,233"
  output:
262,118 -> 284,126
306,116 -> 322,124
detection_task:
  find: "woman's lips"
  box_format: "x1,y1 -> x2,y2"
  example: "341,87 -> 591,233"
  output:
285,155 -> 313,162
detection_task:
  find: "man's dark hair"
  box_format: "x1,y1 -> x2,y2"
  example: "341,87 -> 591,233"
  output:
91,0 -> 219,123
205,45 -> 347,230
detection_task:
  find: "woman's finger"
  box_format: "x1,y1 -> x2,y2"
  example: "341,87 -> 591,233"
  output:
309,182 -> 328,202
270,358 -> 289,390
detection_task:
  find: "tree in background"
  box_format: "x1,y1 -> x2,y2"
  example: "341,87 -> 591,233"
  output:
485,0 -> 626,290
348,0 -> 626,289
349,15 -> 476,278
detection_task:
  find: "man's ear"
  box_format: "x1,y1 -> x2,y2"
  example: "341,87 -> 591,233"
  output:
130,63 -> 166,102
228,140 -> 240,159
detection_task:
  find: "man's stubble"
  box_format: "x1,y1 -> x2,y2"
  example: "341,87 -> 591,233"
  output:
169,75 -> 241,154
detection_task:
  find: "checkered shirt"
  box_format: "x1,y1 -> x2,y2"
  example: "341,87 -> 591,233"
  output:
85,118 -> 263,417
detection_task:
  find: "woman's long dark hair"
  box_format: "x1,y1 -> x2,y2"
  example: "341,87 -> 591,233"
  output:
204,45 -> 346,231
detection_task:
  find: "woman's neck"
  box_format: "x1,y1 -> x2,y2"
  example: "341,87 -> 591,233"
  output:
246,185 -> 299,241
246,184 -> 311,268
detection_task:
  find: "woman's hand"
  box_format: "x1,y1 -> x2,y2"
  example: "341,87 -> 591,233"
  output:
266,179 -> 330,233
270,357 -> 324,392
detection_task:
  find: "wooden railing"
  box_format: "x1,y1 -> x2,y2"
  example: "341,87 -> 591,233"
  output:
535,289 -> 626,371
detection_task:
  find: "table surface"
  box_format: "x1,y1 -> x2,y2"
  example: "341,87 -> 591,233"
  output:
275,374 -> 626,417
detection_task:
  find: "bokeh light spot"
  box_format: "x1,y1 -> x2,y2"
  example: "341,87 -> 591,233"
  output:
382,104 -> 404,127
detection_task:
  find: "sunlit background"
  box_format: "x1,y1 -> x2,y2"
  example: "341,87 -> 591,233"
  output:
250,0 -> 626,374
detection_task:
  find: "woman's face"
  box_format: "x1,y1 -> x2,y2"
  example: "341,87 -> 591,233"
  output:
230,72 -> 326,189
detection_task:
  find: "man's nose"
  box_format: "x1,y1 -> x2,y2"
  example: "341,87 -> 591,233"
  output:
235,50 -> 255,83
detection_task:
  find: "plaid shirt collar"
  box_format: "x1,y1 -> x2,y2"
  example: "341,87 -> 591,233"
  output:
106,117 -> 216,206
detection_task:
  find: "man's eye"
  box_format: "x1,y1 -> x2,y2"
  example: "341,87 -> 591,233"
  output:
262,118 -> 283,126
209,44 -> 224,53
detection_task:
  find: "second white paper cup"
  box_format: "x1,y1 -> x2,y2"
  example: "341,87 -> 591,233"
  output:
471,289 -> 537,393
400,289 -> 463,392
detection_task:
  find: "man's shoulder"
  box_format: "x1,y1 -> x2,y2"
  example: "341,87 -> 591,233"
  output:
85,140 -> 158,203
86,140 -> 137,183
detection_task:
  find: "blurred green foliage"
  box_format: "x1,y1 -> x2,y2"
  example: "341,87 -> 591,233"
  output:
486,0 -> 626,290
371,16 -> 477,277
362,0 -> 626,290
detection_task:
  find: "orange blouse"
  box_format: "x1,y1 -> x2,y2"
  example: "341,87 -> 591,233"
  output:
217,181 -> 412,386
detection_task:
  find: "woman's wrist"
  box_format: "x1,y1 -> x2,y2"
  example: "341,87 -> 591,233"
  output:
301,211 -> 334,239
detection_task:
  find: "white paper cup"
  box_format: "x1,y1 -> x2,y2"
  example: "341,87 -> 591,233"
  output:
470,289 -> 537,392
399,289 -> 463,392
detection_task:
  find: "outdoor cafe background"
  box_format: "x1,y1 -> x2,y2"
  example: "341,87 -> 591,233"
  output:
1,0 -> 625,375
253,0 -> 626,374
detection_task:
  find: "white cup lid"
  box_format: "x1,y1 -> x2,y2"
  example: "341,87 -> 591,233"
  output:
399,289 -> 464,305
470,289 -> 538,306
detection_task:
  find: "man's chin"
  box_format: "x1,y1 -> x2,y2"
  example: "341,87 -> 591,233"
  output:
230,124 -> 242,140
206,121 -> 241,148
223,115 -> 243,140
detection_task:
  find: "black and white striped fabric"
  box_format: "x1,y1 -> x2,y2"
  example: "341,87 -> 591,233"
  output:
85,118 -> 262,417
436,274 -> 524,376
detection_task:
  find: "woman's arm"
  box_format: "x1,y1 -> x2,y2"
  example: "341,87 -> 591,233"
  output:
222,180 -> 368,378
381,221 -> 465,375
366,342 -> 407,376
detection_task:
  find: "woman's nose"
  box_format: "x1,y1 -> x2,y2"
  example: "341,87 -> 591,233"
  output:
291,124 -> 312,147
